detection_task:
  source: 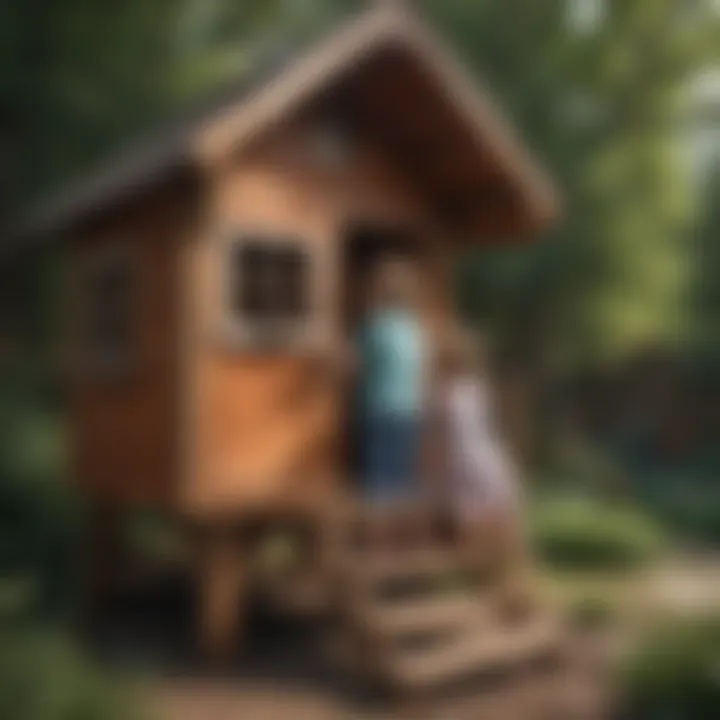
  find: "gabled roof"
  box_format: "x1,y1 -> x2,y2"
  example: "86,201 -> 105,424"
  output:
18,1 -> 560,245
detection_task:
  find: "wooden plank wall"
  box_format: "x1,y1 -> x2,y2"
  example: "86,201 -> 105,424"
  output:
69,182 -> 196,506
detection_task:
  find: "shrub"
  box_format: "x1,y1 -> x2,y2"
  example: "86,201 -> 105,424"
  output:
651,488 -> 720,545
0,389 -> 80,617
0,626 -> 143,720
568,594 -> 618,632
539,435 -> 631,501
0,470 -> 81,618
531,498 -> 667,571
620,612 -> 720,718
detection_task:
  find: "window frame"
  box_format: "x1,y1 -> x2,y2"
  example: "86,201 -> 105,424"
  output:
218,231 -> 320,352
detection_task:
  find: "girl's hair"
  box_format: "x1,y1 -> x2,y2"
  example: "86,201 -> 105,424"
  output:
441,323 -> 489,375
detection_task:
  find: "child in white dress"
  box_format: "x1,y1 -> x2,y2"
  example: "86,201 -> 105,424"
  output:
432,325 -> 523,565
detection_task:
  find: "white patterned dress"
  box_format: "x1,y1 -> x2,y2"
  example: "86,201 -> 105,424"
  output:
436,376 -> 519,521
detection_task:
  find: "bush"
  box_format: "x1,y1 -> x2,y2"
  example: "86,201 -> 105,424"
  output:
539,434 -> 631,501
0,626 -> 143,720
650,487 -> 720,545
531,498 -> 667,571
568,594 -> 618,632
0,471 -> 81,618
620,612 -> 720,718
0,393 -> 81,617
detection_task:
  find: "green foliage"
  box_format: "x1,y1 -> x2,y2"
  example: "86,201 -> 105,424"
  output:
0,626 -> 142,720
531,497 -> 667,570
0,366 -> 80,617
620,612 -> 720,718
568,593 -> 618,631
427,0 -> 717,367
540,432 -> 631,499
651,487 -> 720,544
692,167 -> 720,359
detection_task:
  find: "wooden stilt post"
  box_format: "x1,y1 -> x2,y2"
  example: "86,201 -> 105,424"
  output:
83,500 -> 122,623
195,525 -> 247,663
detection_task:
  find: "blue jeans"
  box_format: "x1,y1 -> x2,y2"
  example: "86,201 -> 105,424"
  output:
362,412 -> 420,504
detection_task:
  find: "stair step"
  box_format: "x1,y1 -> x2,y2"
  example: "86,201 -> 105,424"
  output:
391,616 -> 561,690
367,595 -> 488,637
260,571 -> 330,615
354,548 -> 464,585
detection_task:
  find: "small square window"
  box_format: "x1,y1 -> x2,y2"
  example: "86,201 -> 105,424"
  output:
225,236 -> 312,347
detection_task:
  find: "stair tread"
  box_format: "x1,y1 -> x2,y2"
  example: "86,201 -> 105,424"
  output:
353,548 -> 464,583
391,616 -> 561,688
368,595 -> 488,636
260,571 -> 330,614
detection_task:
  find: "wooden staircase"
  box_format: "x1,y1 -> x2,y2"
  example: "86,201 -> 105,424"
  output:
326,518 -> 564,698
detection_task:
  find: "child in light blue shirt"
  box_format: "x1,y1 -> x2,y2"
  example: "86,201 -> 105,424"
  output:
358,255 -> 427,505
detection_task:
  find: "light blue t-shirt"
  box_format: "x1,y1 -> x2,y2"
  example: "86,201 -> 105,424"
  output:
359,308 -> 425,416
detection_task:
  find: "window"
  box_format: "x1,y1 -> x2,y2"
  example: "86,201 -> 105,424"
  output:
224,235 -> 313,348
83,246 -> 134,373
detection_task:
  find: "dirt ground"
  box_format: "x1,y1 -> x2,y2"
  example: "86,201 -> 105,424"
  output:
93,582 -> 612,720
152,673 -> 609,720
141,613 -> 612,720
100,559 -> 720,720
95,554 -> 720,720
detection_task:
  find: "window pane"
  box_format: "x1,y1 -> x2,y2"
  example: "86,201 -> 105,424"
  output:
234,243 -> 269,317
277,247 -> 308,318
229,237 -> 310,336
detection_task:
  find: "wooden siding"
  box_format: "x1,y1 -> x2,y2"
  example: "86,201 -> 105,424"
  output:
69,182 -> 196,505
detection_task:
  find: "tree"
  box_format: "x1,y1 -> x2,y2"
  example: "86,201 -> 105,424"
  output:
425,0 -> 718,370
692,165 -> 720,361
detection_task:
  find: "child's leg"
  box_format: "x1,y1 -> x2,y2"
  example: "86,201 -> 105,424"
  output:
492,505 -> 540,616
393,414 -> 426,546
455,513 -> 488,570
364,414 -> 398,549
364,504 -> 393,552
365,414 -> 425,550
455,504 -> 515,577
362,414 -> 391,550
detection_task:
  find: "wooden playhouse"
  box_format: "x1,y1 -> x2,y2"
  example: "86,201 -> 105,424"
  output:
23,0 -> 561,693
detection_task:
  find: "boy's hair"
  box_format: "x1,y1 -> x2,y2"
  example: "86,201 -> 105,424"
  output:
368,252 -> 419,306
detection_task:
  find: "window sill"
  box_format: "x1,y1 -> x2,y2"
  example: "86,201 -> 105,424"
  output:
214,321 -> 328,357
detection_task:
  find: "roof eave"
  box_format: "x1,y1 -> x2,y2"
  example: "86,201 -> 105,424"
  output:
13,0 -> 561,250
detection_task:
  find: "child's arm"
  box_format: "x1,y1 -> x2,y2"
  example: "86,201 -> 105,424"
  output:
421,382 -> 445,507
420,332 -> 443,500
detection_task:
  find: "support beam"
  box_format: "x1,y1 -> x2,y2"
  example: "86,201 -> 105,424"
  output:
195,526 -> 248,662
83,500 -> 123,621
